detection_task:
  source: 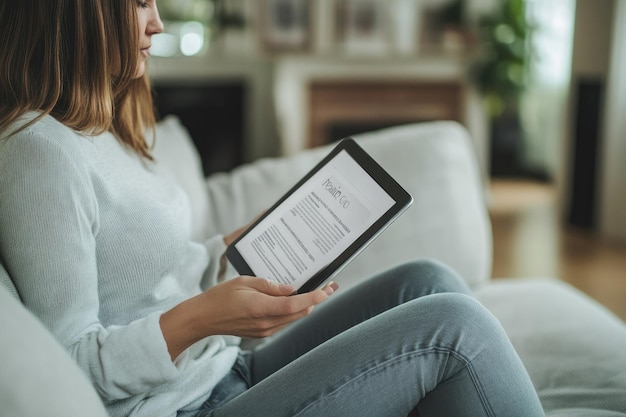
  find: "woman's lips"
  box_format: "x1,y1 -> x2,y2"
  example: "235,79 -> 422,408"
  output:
140,46 -> 151,57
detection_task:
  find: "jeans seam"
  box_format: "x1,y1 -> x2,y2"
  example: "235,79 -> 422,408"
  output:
293,346 -> 495,417
458,352 -> 495,417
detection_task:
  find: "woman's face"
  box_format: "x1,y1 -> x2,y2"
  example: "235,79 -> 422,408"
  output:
135,0 -> 163,78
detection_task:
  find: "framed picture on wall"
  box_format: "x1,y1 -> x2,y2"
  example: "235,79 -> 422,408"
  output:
260,0 -> 312,52
335,0 -> 390,55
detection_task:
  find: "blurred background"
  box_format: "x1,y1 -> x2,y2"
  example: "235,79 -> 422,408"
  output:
149,0 -> 626,321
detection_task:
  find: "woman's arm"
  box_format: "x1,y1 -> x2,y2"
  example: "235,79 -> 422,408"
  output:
0,130 -> 180,400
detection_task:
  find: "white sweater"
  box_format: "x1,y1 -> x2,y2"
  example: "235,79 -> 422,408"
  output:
0,114 -> 240,417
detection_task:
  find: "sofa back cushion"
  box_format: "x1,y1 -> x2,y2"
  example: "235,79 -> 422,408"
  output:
0,260 -> 19,300
152,115 -> 211,242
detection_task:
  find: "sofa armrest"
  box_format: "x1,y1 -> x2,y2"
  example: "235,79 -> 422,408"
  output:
0,285 -> 108,417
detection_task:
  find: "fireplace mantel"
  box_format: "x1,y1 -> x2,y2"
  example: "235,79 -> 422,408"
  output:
273,56 -> 488,177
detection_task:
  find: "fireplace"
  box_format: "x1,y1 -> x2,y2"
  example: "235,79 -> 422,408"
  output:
308,81 -> 464,147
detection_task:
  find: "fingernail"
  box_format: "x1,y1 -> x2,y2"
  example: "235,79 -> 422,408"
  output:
323,282 -> 338,295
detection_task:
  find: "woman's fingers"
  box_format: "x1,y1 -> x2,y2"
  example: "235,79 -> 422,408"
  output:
255,282 -> 338,318
242,277 -> 338,314
243,276 -> 294,296
256,284 -> 337,337
244,306 -> 316,338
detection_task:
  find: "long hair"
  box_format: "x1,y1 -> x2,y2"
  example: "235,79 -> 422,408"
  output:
0,0 -> 155,159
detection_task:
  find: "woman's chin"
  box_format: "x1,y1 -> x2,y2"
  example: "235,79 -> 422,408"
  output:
134,62 -> 146,79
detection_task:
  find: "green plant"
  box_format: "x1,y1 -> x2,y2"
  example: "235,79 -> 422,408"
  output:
470,0 -> 533,117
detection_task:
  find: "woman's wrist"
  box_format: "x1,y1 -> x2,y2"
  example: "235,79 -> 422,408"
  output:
159,296 -> 209,360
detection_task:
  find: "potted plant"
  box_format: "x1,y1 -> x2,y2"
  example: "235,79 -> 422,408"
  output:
469,0 -> 534,177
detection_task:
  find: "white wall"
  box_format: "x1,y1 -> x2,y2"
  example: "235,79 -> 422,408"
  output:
570,0 -> 615,76
561,0 -> 615,223
599,0 -> 626,240
521,0 -> 575,181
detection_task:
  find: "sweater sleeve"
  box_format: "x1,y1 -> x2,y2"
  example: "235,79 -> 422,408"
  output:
0,130 -> 181,401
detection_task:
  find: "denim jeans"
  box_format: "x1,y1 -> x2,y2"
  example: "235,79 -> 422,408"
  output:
190,260 -> 544,417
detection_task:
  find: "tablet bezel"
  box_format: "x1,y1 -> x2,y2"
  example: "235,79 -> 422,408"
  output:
225,137 -> 413,293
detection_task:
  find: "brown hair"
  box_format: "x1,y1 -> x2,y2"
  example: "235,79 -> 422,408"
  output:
0,0 -> 155,158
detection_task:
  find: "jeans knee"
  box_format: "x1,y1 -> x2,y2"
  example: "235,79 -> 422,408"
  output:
432,293 -> 509,346
392,260 -> 471,296
434,293 -> 488,320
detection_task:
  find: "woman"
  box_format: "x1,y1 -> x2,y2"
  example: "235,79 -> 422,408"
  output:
0,1 -> 545,416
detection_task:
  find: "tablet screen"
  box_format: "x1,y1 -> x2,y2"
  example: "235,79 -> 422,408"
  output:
232,148 -> 396,290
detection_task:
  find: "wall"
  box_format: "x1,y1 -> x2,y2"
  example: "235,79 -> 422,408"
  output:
570,0 -> 615,76
562,0 -> 615,227
599,0 -> 626,240
520,0 -> 575,181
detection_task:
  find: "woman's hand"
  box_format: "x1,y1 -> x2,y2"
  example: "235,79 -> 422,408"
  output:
196,277 -> 337,338
160,277 -> 338,360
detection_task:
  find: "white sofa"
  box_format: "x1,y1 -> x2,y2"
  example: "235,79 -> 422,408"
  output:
1,117 -> 625,416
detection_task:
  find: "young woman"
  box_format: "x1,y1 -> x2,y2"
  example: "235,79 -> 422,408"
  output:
0,1 -> 545,416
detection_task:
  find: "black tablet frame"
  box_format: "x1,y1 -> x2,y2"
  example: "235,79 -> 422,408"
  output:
225,137 -> 413,293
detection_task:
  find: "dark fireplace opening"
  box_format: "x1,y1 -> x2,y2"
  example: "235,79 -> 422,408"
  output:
325,120 -> 432,145
153,82 -> 246,176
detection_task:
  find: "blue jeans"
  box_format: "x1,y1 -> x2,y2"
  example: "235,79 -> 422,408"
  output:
190,260 -> 544,417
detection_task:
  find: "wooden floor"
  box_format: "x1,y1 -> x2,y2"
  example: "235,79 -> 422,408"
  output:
489,180 -> 626,322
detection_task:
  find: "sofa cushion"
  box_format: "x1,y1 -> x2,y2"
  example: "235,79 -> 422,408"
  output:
152,115 -> 211,242
202,122 -> 491,290
476,279 -> 626,416
0,284 -> 108,417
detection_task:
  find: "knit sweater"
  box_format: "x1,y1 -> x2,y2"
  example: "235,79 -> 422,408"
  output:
0,114 -> 240,417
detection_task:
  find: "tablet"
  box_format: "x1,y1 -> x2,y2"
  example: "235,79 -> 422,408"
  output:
225,138 -> 413,293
